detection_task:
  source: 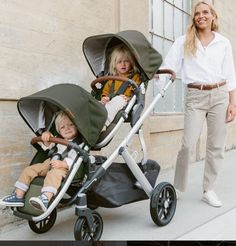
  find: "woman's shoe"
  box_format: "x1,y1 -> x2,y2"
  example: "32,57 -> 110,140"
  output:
202,190 -> 222,207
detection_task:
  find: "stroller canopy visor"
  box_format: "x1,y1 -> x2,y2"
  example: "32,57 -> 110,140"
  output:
83,30 -> 163,81
17,84 -> 107,147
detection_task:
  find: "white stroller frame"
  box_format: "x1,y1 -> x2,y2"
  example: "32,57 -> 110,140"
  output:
72,69 -> 176,240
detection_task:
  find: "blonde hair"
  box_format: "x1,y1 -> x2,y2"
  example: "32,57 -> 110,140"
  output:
109,45 -> 138,75
184,1 -> 219,56
55,111 -> 69,133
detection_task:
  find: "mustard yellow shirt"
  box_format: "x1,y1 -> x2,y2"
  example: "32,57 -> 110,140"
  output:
101,73 -> 141,98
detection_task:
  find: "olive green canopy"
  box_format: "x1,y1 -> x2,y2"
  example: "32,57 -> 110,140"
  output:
17,84 -> 107,147
17,31 -> 162,147
83,30 -> 163,81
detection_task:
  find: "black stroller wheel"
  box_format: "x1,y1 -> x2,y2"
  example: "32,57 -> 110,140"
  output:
150,182 -> 176,226
88,204 -> 98,210
74,211 -> 103,241
28,208 -> 57,233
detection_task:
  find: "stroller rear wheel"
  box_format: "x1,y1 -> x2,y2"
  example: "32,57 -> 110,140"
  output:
150,182 -> 176,226
74,211 -> 103,241
28,208 -> 57,233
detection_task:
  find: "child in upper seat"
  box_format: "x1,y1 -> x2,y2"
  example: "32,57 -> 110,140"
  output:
0,111 -> 82,212
101,44 -> 141,128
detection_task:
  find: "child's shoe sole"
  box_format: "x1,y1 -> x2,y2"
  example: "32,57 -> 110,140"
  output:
29,197 -> 47,212
0,199 -> 24,207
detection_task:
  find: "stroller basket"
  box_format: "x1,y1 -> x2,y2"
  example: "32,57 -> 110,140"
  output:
87,159 -> 160,208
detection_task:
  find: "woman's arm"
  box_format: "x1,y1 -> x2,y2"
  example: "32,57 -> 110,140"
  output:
226,90 -> 236,122
163,36 -> 185,74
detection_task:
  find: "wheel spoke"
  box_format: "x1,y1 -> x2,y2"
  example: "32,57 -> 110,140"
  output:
157,197 -> 162,206
84,233 -> 90,241
158,207 -> 164,219
164,208 -> 168,218
162,187 -> 167,200
168,197 -> 174,205
94,219 -> 100,232
82,222 -> 91,240
39,221 -> 44,229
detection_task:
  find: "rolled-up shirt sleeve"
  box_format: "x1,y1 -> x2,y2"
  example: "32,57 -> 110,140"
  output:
163,36 -> 185,74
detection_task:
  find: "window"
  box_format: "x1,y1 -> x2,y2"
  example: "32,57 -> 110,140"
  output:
150,0 -> 192,113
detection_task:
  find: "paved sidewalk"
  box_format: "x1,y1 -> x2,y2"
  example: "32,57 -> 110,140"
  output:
0,149 -> 236,240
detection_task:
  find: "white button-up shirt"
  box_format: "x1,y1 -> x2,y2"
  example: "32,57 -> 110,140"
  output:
40,140 -> 80,170
163,32 -> 236,91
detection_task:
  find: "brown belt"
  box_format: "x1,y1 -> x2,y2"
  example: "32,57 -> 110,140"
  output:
187,81 -> 226,90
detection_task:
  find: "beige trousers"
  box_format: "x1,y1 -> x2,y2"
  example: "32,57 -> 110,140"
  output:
174,85 -> 229,192
15,158 -> 68,195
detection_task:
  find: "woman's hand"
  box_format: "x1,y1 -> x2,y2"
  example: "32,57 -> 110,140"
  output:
50,160 -> 68,169
226,103 -> 236,122
101,96 -> 110,105
41,131 -> 53,146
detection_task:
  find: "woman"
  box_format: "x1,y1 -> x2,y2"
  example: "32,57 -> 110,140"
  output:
164,1 -> 236,207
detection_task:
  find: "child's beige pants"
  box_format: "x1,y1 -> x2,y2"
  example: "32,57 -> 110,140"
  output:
15,158 -> 68,195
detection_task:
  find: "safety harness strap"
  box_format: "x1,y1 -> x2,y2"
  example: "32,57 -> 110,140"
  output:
108,80 -> 131,99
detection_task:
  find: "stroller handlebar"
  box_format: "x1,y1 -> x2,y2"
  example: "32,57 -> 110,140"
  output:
156,69 -> 176,82
91,75 -> 138,91
31,136 -> 69,146
31,136 -> 89,160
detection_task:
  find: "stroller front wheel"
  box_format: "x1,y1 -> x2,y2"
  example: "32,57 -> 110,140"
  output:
28,208 -> 57,233
150,182 -> 176,226
74,211 -> 103,241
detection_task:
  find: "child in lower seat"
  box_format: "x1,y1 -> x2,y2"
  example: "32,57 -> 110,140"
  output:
0,111 -> 81,212
101,44 -> 141,128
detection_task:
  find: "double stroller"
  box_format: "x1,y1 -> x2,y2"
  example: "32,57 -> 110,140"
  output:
13,30 -> 177,240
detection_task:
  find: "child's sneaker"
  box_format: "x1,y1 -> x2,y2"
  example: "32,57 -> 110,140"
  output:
29,194 -> 49,212
0,192 -> 24,207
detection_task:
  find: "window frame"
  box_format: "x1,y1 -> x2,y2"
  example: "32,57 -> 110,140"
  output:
149,0 -> 192,114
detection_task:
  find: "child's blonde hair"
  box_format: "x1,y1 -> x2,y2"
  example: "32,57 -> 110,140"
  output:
55,111 -> 69,133
109,44 -> 138,75
184,1 -> 219,56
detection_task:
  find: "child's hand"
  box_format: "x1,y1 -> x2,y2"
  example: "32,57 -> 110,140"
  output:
50,160 -> 68,169
42,131 -> 53,146
121,95 -> 130,102
101,96 -> 110,104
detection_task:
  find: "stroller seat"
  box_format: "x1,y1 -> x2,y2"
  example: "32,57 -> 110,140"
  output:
91,75 -> 146,149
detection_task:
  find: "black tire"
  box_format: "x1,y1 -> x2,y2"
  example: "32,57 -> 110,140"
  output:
88,204 -> 98,210
28,208 -> 57,233
150,182 -> 176,226
74,211 -> 103,241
